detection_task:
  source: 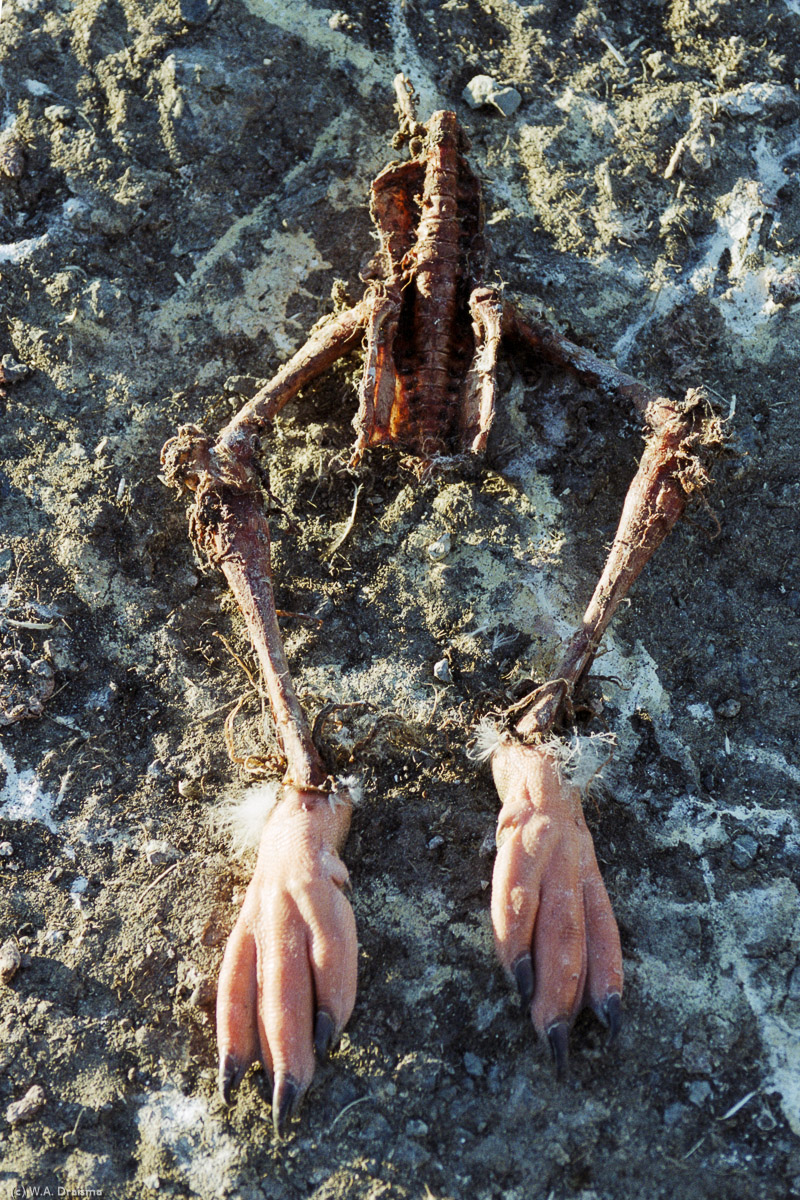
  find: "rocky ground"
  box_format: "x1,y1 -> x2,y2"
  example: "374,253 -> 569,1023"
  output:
1,1 -> 800,1197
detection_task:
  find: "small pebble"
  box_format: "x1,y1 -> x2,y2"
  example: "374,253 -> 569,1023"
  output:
730,835 -> 759,869
756,1105 -> 777,1133
0,841 -> 13,857
1,355 -> 31,383
405,1118 -> 429,1138
716,698 -> 741,718
223,374 -> 262,398
427,532 -> 452,561
0,129 -> 25,180
189,976 -> 215,1008
462,75 -> 522,116
427,834 -> 445,854
390,1137 -> 430,1170
141,839 -> 181,866
770,271 -> 800,305
42,639 -> 76,672
6,1084 -> 46,1126
433,658 -> 452,683
0,939 -> 21,984
44,104 -> 73,124
463,1051 -> 484,1078
177,778 -> 202,799
687,1080 -> 712,1106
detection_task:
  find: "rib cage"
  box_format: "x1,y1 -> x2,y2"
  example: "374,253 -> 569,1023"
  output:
352,111 -> 487,460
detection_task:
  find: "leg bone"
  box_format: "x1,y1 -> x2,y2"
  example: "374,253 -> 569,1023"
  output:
486,303 -> 721,1073
502,303 -> 722,738
162,306 -> 370,1129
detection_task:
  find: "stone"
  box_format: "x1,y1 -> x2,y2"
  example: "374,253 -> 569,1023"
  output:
1,355 -> 31,383
433,658 -> 452,683
427,532 -> 452,561
6,1085 -> 46,1126
0,939 -> 21,984
463,1051 -> 484,1078
141,840 -> 181,866
44,104 -> 74,124
688,1079 -> 712,1106
462,75 -> 522,116
731,835 -> 759,869
223,374 -> 262,398
390,1137 -> 430,1169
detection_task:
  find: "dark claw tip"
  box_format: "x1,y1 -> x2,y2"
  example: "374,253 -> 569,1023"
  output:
219,1054 -> 245,1104
314,1008 -> 336,1060
512,953 -> 534,1012
547,1021 -> 570,1081
272,1072 -> 301,1137
603,992 -> 622,1046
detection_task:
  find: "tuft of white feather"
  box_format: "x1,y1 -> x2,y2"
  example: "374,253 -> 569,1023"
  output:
213,774 -> 365,856
466,719 -> 505,764
213,782 -> 282,856
466,720 -> 616,794
335,774 -> 364,806
546,731 -> 616,792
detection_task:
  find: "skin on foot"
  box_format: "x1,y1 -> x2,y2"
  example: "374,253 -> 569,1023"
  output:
215,784 -> 357,1134
489,737 -> 623,1074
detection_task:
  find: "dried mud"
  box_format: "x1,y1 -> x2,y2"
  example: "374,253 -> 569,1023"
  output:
1,2 -> 800,1198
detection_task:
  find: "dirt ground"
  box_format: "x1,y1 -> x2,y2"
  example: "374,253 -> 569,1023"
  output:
1,1 -> 800,1197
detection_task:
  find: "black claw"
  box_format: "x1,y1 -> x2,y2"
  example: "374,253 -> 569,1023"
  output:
592,991 -> 623,1047
219,1054 -> 246,1104
513,953 -> 534,1012
547,1021 -> 570,1081
272,1072 -> 300,1137
314,1008 -> 335,1060
603,992 -> 622,1046
255,1062 -> 274,1099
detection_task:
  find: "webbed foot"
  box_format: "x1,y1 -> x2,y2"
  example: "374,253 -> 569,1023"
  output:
215,784 -> 357,1134
489,738 -> 623,1075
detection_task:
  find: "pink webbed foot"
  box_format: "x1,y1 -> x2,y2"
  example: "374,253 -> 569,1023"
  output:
215,784 -> 357,1134
489,736 -> 623,1076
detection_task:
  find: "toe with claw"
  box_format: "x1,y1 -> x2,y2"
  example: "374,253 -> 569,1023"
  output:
216,784 -> 357,1134
489,735 -> 623,1075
